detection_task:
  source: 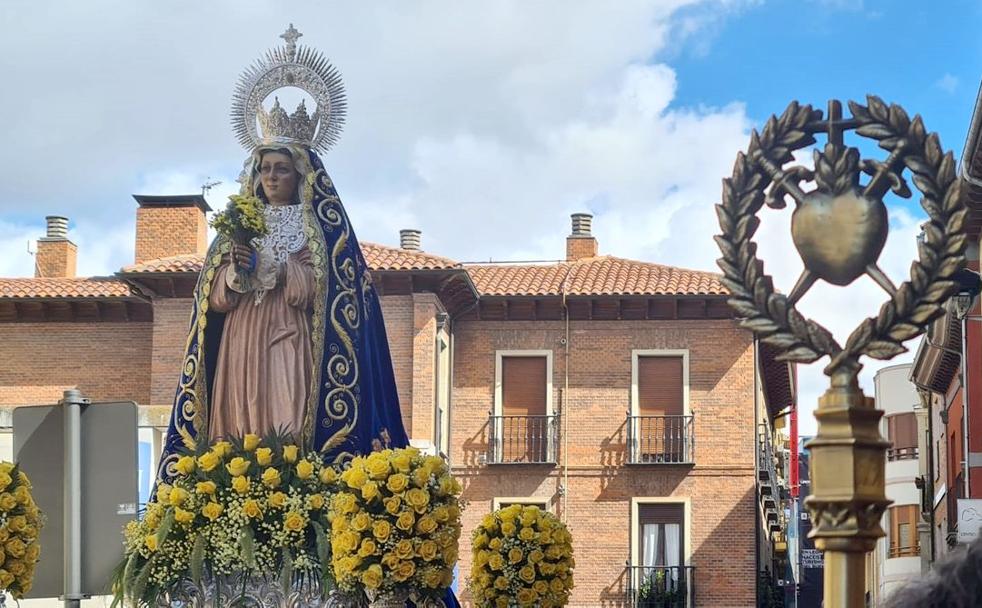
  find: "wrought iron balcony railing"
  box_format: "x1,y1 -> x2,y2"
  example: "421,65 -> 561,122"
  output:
887,446 -> 918,461
888,544 -> 920,558
487,414 -> 558,464
626,565 -> 695,608
626,414 -> 694,464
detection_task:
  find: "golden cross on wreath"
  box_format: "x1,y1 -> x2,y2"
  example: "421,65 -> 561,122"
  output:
714,96 -> 968,607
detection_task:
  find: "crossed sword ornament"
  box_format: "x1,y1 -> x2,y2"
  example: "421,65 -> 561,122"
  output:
716,97 -> 968,607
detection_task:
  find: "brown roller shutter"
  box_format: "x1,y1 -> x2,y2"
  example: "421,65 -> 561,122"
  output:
502,356 -> 547,416
638,356 -> 683,416
889,413 -> 917,449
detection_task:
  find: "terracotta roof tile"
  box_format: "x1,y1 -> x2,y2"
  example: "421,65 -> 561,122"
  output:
119,243 -> 459,274
466,256 -> 726,297
0,278 -> 134,299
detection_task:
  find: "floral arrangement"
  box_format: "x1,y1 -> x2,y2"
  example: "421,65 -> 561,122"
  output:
210,194 -> 268,244
112,434 -> 337,606
0,463 -> 43,599
330,447 -> 462,604
468,504 -> 574,608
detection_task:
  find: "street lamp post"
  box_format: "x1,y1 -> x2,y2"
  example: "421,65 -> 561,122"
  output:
715,97 -> 969,606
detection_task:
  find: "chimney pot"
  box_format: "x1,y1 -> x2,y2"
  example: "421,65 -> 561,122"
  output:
400,229 -> 422,251
45,216 -> 69,239
570,213 -> 593,236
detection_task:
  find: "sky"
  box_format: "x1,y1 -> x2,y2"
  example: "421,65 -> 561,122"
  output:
1,0 -> 981,435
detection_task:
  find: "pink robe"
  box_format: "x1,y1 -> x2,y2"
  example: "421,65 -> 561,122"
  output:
207,247 -> 316,441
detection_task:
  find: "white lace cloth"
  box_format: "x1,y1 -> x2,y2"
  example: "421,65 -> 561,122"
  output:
226,203 -> 308,304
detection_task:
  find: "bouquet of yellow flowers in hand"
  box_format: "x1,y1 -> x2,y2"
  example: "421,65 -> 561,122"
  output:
210,194 -> 268,245
468,505 -> 574,608
330,447 -> 462,605
112,433 -> 338,607
0,463 -> 43,599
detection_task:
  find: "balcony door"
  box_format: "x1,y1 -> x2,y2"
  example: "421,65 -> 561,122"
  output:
635,503 -> 687,604
636,354 -> 685,462
500,354 -> 549,462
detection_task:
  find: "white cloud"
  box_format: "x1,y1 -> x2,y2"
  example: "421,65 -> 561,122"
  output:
936,73 -> 959,95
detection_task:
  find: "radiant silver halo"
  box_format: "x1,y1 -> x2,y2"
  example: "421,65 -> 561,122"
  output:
230,24 -> 347,154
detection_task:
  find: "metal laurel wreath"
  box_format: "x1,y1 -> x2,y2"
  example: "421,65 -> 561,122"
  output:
715,96 -> 967,377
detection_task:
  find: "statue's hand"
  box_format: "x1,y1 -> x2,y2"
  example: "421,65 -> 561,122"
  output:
232,244 -> 257,273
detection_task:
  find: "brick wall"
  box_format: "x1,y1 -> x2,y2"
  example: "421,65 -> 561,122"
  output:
380,295 -> 415,433
566,236 -> 598,261
450,318 -> 757,607
150,298 -> 195,406
134,205 -> 207,263
0,322 -> 152,406
34,239 -> 77,278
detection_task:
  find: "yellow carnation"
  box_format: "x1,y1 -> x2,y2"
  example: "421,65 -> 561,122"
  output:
231,475 -> 250,494
226,456 -> 250,477
261,467 -> 281,488
255,447 -> 273,466
282,444 -> 299,463
242,433 -> 261,451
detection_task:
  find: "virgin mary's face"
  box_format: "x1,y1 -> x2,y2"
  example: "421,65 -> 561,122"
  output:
259,151 -> 298,205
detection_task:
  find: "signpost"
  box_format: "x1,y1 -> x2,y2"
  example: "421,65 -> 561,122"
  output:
13,391 -> 138,604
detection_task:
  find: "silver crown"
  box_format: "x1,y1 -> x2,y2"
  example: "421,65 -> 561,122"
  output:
231,24 -> 346,153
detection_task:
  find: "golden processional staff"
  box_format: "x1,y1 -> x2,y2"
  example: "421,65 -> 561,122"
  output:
715,98 -> 968,607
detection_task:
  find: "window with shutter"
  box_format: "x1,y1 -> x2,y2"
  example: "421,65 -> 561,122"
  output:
499,356 -> 549,462
635,356 -> 686,462
635,503 -> 687,601
888,505 -> 920,557
887,413 -> 918,461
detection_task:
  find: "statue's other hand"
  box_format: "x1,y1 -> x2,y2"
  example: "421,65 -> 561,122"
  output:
232,244 -> 257,273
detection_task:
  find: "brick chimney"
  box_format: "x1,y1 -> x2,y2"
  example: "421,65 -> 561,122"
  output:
566,213 -> 598,261
133,194 -> 212,264
35,216 -> 77,278
400,229 -> 422,251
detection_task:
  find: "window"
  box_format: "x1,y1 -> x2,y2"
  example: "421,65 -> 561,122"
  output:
434,328 -> 451,458
630,499 -> 691,606
630,351 -> 691,463
888,505 -> 920,558
639,504 -> 684,568
887,412 -> 918,461
493,497 -> 550,511
491,351 -> 555,463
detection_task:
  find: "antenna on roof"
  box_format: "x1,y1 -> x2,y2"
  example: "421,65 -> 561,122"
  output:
201,179 -> 222,197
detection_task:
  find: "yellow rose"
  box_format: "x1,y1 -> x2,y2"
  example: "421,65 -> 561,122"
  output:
438,475 -> 459,496
405,488 -> 430,511
242,433 -> 261,451
6,560 -> 25,577
197,451 -> 220,472
267,491 -> 287,508
481,514 -> 498,532
489,538 -> 503,551
241,499 -> 262,518
433,505 -> 450,523
394,560 -> 416,582
175,456 -> 196,475
319,467 -> 337,485
361,481 -> 380,501
0,494 -> 16,512
412,467 -> 431,489
351,512 -> 372,532
519,526 -> 535,541
508,547 -> 524,564
529,549 -> 544,563
423,568 -> 443,588
168,487 -> 189,507
516,588 -> 537,606
338,531 -> 359,552
396,511 -> 415,532
195,481 -> 217,495
282,444 -> 299,463
144,535 -> 158,552
501,521 -> 517,537
500,504 -> 521,522
419,540 -> 439,561
226,456 -> 250,477
0,473 -> 11,492
385,473 -> 409,494
334,492 -> 357,514
0,570 -> 13,589
391,451 -> 413,473
211,440 -> 232,457
416,515 -> 438,535
381,552 -> 400,569
156,483 -> 172,504
550,577 -> 565,593
25,543 -> 39,562
174,507 -> 195,524
231,475 -> 250,494
473,532 -> 489,549
357,538 -> 377,558
394,539 -> 415,560
540,562 -> 556,576
372,519 -> 392,542
545,545 -> 562,560
255,447 -> 273,466
361,563 -> 383,589
343,467 -> 368,489
365,454 -> 391,479
261,467 -> 282,488
493,575 -> 509,590
488,553 -> 504,571
201,502 -> 223,521
284,511 -> 305,532
519,565 -> 536,584
308,494 -> 325,510
539,530 -> 554,544
296,460 -> 314,479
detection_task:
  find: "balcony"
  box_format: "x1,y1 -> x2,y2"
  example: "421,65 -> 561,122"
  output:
626,414 -> 694,464
487,414 -> 558,464
626,565 -> 695,607
888,544 -> 920,558
888,446 -> 918,461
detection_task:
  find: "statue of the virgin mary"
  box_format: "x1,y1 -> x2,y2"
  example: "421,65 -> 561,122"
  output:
156,25 -> 409,478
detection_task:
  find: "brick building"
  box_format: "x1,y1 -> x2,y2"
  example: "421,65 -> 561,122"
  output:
0,197 -> 794,606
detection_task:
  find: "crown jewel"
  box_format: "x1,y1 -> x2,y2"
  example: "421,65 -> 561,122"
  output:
231,24 -> 346,153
